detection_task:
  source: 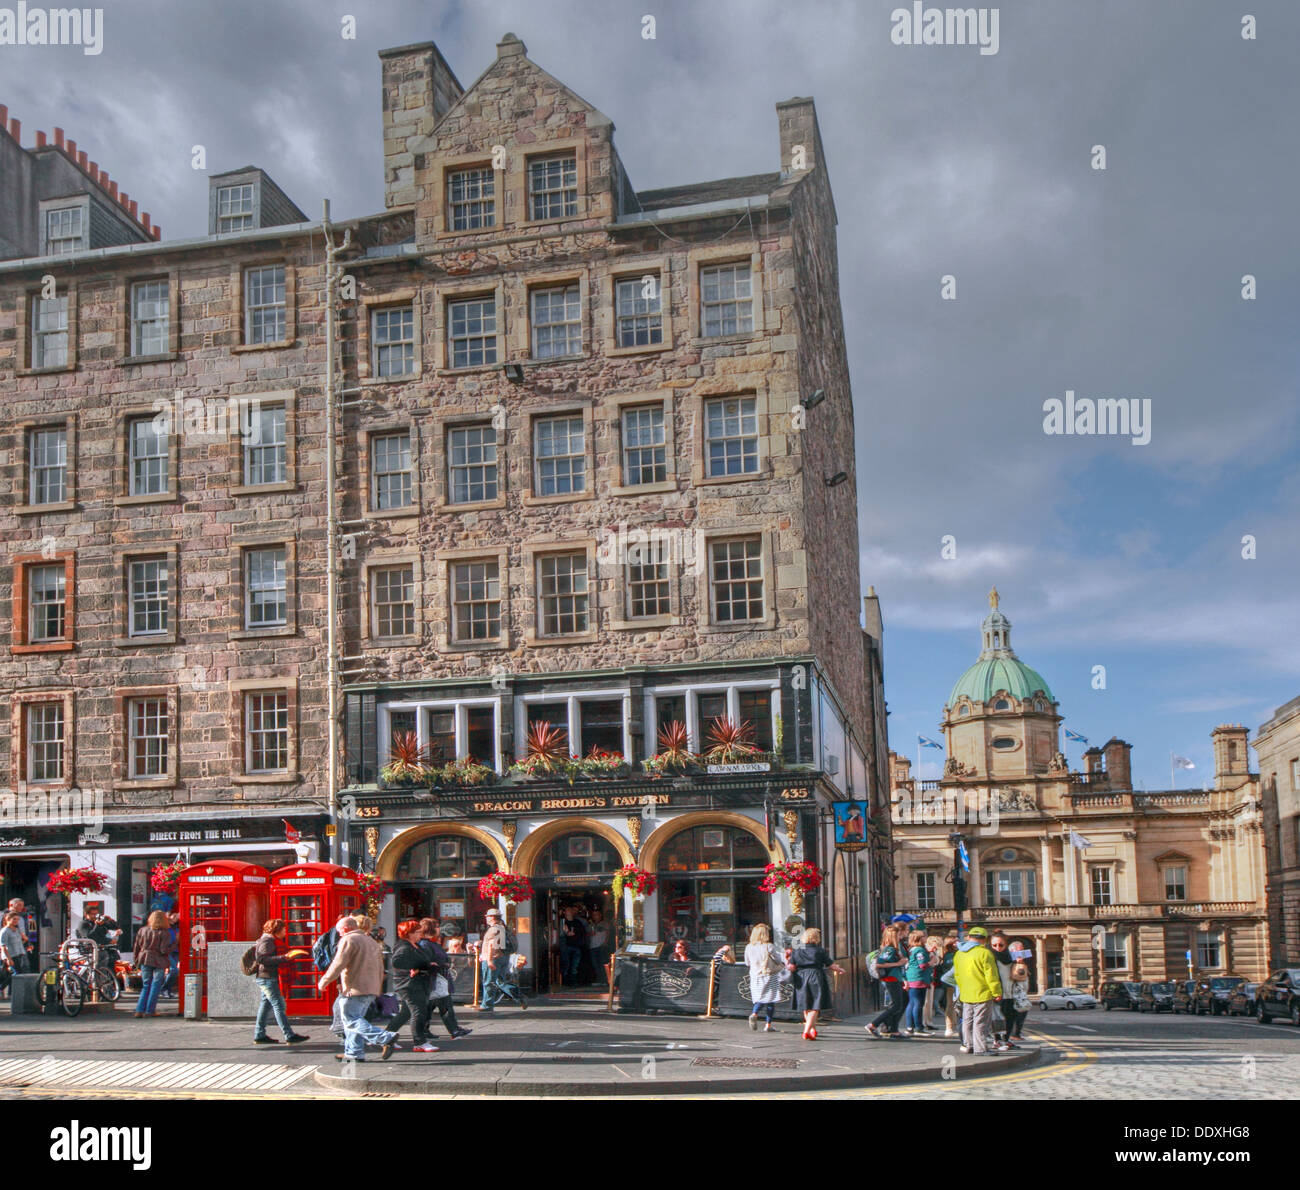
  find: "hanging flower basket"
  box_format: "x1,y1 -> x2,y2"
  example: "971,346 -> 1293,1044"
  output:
612,865 -> 657,900
759,860 -> 822,916
46,867 -> 109,896
149,859 -> 189,896
477,872 -> 534,904
353,872 -> 389,901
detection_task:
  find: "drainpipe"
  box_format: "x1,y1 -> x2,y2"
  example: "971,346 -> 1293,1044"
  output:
322,200 -> 350,863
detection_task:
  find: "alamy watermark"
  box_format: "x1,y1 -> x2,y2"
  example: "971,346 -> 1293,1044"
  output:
1043,390 -> 1151,446
893,787 -> 1000,834
596,521 -> 705,576
151,390 -> 266,444
0,786 -> 104,834
891,5 -> 999,55
0,6 -> 103,55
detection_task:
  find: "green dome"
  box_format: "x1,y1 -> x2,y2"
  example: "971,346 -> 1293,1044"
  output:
948,657 -> 1053,706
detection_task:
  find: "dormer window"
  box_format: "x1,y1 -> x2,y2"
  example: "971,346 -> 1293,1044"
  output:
45,207 -> 85,255
994,698 -> 1010,711
216,184 -> 255,232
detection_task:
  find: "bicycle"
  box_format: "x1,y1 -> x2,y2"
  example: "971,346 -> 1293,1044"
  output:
35,951 -> 86,1018
69,953 -> 121,1002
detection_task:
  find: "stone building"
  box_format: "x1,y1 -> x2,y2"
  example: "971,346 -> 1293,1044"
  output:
1255,696 -> 1300,967
890,590 -> 1268,990
0,32 -> 890,994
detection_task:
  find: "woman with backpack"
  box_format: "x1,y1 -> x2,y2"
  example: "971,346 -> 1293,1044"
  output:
250,919 -> 310,1045
744,923 -> 784,1032
864,923 -> 908,1038
901,929 -> 934,1035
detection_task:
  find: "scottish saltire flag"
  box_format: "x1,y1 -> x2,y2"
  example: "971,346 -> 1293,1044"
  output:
1173,755 -> 1195,770
1069,831 -> 1093,850
917,734 -> 944,749
956,839 -> 970,871
1064,728 -> 1089,744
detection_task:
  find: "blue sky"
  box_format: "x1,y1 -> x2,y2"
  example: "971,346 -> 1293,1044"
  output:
3,0 -> 1295,788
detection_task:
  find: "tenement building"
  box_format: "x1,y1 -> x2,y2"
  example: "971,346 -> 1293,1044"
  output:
890,590 -> 1268,990
0,31 -> 891,995
1255,696 -> 1300,967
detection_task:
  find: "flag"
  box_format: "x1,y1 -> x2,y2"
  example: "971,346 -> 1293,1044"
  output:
956,839 -> 970,871
1069,830 -> 1092,850
282,819 -> 301,844
1173,755 -> 1195,770
917,734 -> 944,749
1064,728 -> 1089,744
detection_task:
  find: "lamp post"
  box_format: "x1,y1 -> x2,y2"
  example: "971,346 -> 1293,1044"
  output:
949,831 -> 968,941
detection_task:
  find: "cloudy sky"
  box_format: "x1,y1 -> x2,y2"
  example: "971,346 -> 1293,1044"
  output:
6,0 -> 1296,788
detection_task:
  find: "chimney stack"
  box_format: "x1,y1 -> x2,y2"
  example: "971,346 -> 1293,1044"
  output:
141,213 -> 151,234
8,118 -> 20,143
1102,738 -> 1133,791
54,127 -> 64,148
0,106 -> 8,133
378,39 -> 464,210
1211,724 -> 1251,789
36,130 -> 46,147
1083,747 -> 1104,775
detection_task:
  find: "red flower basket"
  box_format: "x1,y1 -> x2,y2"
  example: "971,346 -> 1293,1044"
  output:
612,865 -> 657,900
477,872 -> 534,904
46,867 -> 109,896
150,860 -> 189,896
353,872 -> 390,901
758,861 -> 824,895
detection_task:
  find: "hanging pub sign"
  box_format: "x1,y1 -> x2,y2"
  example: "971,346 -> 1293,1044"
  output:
832,800 -> 868,852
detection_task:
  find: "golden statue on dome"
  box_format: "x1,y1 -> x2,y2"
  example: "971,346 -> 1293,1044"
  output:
988,586 -> 1000,610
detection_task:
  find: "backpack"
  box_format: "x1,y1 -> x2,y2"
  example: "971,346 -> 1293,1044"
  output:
240,945 -> 259,976
865,949 -> 881,980
312,928 -> 338,973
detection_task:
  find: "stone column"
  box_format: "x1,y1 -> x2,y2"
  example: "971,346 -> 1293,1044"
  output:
1033,934 -> 1048,992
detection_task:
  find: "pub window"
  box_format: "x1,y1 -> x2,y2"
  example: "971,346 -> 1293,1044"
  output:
465,707 -> 494,766
737,689 -> 773,752
916,871 -> 936,911
528,154 -> 577,220
244,265 -> 286,345
649,685 -> 779,756
28,427 -> 68,503
243,403 -> 287,486
128,697 -> 169,779
525,701 -> 568,740
128,416 -> 169,496
535,833 -> 619,879
578,699 -> 625,756
655,695 -> 686,737
656,825 -> 769,957
426,709 -> 456,765
447,424 -> 498,504
131,280 -> 170,357
394,835 -> 496,941
383,701 -> 502,770
447,167 -> 496,231
26,702 -> 66,783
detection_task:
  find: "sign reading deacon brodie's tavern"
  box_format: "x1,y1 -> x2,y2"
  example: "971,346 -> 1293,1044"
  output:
352,785 -> 817,818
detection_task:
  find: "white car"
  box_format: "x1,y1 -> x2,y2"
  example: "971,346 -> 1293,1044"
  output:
1037,986 -> 1098,1010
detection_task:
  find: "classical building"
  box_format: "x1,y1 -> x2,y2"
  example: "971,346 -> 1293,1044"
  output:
0,32 -> 891,993
1255,696 -> 1300,967
890,590 -> 1268,990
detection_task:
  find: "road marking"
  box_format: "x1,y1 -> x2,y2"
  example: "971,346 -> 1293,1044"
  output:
1066,1025 -> 1097,1032
0,1058 -> 316,1094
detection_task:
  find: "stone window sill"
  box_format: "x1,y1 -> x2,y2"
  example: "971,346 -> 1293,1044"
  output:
115,492 -> 178,507
15,501 -> 75,515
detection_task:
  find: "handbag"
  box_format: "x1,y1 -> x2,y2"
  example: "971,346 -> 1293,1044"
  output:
760,945 -> 783,976
370,992 -> 400,1018
432,974 -> 450,999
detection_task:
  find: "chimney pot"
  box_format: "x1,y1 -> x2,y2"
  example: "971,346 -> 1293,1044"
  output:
77,149 -> 87,168
128,200 -> 138,217
108,180 -> 118,198
54,127 -> 64,147
119,190 -> 129,208
0,106 -> 8,132
141,213 -> 151,232
152,226 -> 161,240
36,130 -> 46,147
8,118 -> 20,144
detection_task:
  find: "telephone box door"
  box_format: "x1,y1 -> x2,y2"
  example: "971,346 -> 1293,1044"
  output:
269,863 -> 363,1016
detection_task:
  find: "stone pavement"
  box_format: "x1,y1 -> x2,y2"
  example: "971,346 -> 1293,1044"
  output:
0,999 -> 1039,1097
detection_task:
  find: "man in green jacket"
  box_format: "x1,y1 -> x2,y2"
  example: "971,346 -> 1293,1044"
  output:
952,927 -> 1003,1055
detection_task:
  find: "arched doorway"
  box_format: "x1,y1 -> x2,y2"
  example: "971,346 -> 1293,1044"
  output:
641,813 -> 781,960
378,824 -> 505,945
515,821 -> 632,994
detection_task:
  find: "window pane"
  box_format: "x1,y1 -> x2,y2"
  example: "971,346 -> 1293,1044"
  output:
31,296 -> 68,368
245,548 -> 287,628
29,427 -> 67,504
615,275 -> 662,347
130,698 -> 169,778
373,306 -> 415,377
448,425 -> 497,503
622,405 -> 666,486
372,566 -> 414,637
448,298 -> 497,368
372,432 -> 412,509
27,703 -> 65,782
247,692 -> 289,772
710,537 -> 764,622
28,565 -> 66,642
737,689 -> 773,751
700,262 -> 753,337
538,553 -> 588,636
534,416 -> 585,496
130,417 -> 169,495
704,396 -> 759,477
129,557 -> 169,636
530,284 -> 581,358
244,404 -> 287,485
448,167 -> 496,231
466,707 -> 495,768
245,266 -> 286,344
452,560 -> 501,641
579,699 -> 624,756
528,156 -> 577,220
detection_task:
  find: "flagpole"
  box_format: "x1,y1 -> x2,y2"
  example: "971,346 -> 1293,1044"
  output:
1170,751 -> 1174,790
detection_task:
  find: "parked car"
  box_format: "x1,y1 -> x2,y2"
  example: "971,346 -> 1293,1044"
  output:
1037,986 -> 1098,1010
1193,975 -> 1247,1016
1255,969 -> 1300,1025
1145,981 -> 1177,1012
1171,980 -> 1197,1013
1100,980 -> 1146,1011
1227,982 -> 1259,1017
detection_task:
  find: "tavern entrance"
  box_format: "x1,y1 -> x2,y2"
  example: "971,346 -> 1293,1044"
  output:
529,831 -> 619,996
